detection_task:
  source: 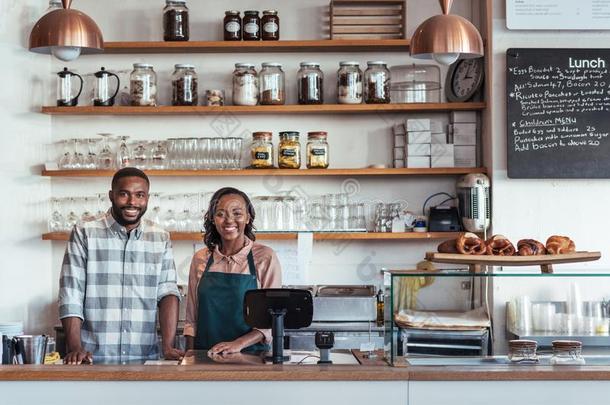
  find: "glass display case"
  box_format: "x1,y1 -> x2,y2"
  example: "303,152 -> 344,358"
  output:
384,269 -> 610,367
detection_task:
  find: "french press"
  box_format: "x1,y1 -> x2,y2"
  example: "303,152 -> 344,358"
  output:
93,67 -> 120,106
56,67 -> 83,107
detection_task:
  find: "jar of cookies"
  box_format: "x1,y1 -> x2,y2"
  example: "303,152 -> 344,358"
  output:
306,131 -> 329,169
278,131 -> 301,169
250,132 -> 274,168
171,64 -> 198,106
337,61 -> 363,104
130,63 -> 157,106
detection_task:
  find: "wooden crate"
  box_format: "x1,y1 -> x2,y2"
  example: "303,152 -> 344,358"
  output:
330,0 -> 407,39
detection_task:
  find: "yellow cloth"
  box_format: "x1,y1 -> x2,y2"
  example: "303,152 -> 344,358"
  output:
393,261 -> 436,312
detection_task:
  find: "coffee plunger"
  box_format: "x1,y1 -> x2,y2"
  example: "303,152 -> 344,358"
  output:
93,67 -> 120,106
56,67 -> 83,107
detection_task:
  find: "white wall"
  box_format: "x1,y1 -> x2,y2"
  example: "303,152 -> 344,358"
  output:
0,0 -> 52,334
490,1 -> 610,353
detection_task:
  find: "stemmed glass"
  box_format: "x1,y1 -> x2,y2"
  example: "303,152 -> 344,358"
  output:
97,133 -> 115,170
58,140 -> 72,169
48,197 -> 65,232
83,139 -> 98,170
151,141 -> 167,170
68,139 -> 84,169
95,193 -> 108,218
117,136 -> 132,168
132,140 -> 149,170
64,197 -> 79,230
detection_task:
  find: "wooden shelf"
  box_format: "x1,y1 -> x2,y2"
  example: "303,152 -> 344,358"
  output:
41,167 -> 486,177
102,39 -> 411,54
40,102 -> 486,116
42,231 -> 465,242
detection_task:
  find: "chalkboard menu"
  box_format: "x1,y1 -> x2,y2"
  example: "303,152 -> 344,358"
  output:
507,48 -> 610,178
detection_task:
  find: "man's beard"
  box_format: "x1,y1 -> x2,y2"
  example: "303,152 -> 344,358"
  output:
111,203 -> 147,226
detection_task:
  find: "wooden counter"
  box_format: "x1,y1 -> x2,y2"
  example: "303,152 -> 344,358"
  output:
2,363 -> 610,381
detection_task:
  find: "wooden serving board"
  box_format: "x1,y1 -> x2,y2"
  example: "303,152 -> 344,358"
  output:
425,251 -> 601,273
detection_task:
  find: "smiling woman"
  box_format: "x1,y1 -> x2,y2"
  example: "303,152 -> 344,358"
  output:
184,187 -> 282,355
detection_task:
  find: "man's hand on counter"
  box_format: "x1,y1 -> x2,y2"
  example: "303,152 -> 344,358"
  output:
63,349 -> 93,365
163,346 -> 185,361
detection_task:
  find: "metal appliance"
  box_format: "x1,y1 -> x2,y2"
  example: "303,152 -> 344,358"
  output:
456,173 -> 491,233
399,328 -> 490,356
428,206 -> 462,232
285,285 -> 384,351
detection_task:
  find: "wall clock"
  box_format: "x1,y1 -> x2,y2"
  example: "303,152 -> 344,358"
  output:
445,58 -> 485,102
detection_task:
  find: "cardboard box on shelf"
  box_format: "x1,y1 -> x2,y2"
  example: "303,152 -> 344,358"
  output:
408,131 -> 432,144
431,133 -> 448,144
405,143 -> 431,156
450,111 -> 477,123
406,118 -> 431,132
453,133 -> 477,146
454,145 -> 477,167
430,120 -> 445,134
406,156 -> 431,168
431,143 -> 454,157
451,123 -> 477,136
431,155 -> 455,168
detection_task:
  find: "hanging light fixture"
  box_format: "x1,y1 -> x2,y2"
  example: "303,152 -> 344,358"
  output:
410,0 -> 483,66
29,0 -> 104,61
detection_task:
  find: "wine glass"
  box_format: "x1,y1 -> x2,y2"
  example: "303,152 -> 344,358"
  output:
117,135 -> 132,168
132,140 -> 149,170
97,133 -> 115,170
48,197 -> 65,232
58,139 -> 72,169
67,139 -> 84,169
83,138 -> 98,170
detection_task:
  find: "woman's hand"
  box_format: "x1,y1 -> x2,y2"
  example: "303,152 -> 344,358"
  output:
209,340 -> 244,355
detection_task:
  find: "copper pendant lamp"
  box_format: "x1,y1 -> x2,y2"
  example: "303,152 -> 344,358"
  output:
29,0 -> 103,61
410,0 -> 483,65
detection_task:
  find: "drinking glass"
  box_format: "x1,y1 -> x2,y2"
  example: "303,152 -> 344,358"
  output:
58,139 -> 72,169
67,139 -> 84,169
151,141 -> 168,170
64,197 -> 80,230
48,197 -> 65,232
197,138 -> 211,169
95,193 -> 108,218
97,133 -> 115,170
117,136 -> 132,168
83,139 -> 98,170
132,140 -> 149,170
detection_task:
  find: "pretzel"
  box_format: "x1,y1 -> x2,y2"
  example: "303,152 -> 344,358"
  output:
546,235 -> 575,254
437,239 -> 458,253
485,234 -> 516,256
456,232 -> 487,255
517,239 -> 547,256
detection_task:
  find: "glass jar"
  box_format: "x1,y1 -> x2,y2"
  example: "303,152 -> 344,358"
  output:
337,61 -> 363,104
259,63 -> 285,105
364,61 -> 391,104
279,131 -> 301,169
507,340 -> 538,364
172,64 -> 198,106
297,62 -> 324,105
130,63 -> 158,106
261,10 -> 280,41
242,10 -> 261,41
232,63 -> 259,106
224,11 -> 241,41
307,131 -> 329,169
250,132 -> 274,168
550,340 -> 586,365
163,0 -> 189,41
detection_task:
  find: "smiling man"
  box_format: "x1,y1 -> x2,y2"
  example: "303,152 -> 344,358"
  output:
58,167 -> 183,364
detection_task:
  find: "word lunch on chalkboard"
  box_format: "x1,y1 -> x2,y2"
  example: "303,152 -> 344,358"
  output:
506,48 -> 610,178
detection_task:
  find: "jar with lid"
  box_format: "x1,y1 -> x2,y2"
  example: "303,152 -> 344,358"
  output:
224,11 -> 241,41
337,61 -> 363,104
390,64 -> 441,103
278,131 -> 301,169
250,132 -> 274,168
172,64 -> 198,106
130,64 -> 158,106
550,340 -> 586,365
242,11 -> 261,41
297,62 -> 324,105
233,63 -> 259,106
306,131 -> 329,169
364,61 -> 391,104
507,340 -> 538,364
259,63 -> 285,105
261,10 -> 280,40
163,0 -> 190,41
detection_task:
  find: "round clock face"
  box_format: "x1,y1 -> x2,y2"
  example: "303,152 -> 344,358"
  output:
447,58 -> 484,102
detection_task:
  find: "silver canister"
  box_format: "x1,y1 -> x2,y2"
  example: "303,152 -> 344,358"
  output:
12,335 -> 48,365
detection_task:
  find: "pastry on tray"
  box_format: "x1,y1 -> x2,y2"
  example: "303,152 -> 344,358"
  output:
546,235 -> 576,254
456,232 -> 487,255
517,239 -> 547,256
437,239 -> 458,254
485,234 -> 516,256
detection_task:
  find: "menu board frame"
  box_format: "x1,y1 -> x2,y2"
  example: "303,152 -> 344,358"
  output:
506,48 -> 610,179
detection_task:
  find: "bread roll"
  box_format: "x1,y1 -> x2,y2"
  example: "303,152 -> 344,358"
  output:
485,234 -> 516,256
546,235 -> 576,254
517,239 -> 546,256
456,232 -> 487,255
